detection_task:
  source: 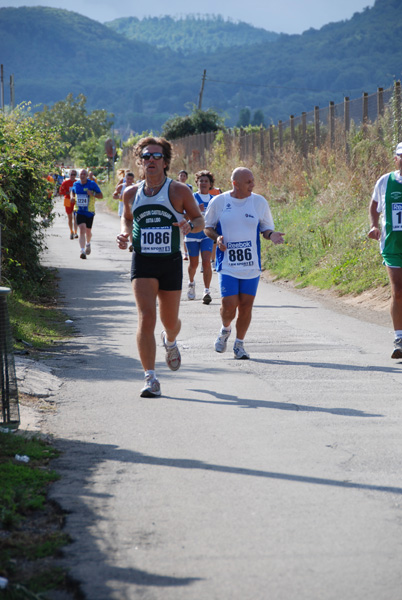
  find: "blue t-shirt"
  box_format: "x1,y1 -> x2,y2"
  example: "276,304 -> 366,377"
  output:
72,180 -> 101,216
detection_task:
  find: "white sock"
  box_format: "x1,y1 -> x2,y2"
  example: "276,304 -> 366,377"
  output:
235,338 -> 244,345
81,247 -> 85,253
221,326 -> 231,333
204,288 -> 210,294
395,330 -> 402,339
145,370 -> 156,379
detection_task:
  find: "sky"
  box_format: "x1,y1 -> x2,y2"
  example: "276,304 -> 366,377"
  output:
0,0 -> 376,34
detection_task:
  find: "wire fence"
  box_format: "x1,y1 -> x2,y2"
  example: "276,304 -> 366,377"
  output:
172,82 -> 401,169
0,288 -> 20,427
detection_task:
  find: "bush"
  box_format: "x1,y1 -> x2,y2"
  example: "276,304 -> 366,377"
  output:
0,105 -> 64,294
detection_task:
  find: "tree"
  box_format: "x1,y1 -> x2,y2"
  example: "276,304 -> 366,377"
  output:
237,108 -> 251,127
34,94 -> 113,156
252,109 -> 266,127
162,107 -> 225,140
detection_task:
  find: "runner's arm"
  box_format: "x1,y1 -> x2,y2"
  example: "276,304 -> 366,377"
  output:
368,199 -> 381,240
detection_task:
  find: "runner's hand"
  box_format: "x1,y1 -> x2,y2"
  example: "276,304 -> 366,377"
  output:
173,219 -> 192,235
116,233 -> 130,249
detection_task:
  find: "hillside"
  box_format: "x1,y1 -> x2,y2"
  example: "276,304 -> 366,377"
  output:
0,0 -> 400,134
104,15 -> 279,54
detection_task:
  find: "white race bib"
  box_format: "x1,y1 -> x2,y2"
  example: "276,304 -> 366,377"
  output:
227,240 -> 254,268
392,203 -> 402,231
76,194 -> 89,207
140,226 -> 172,253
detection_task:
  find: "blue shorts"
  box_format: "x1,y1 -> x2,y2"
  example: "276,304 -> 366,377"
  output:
219,274 -> 260,298
186,237 -> 214,257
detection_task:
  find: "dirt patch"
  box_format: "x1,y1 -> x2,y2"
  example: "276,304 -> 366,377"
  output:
261,272 -> 391,329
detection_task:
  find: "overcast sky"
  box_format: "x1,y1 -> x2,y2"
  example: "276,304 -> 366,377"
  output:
0,0 -> 375,34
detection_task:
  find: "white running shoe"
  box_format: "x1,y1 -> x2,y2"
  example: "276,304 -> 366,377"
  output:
85,243 -> 91,256
233,342 -> 250,360
187,282 -> 195,300
391,337 -> 402,359
214,328 -> 231,353
140,375 -> 161,398
161,331 -> 181,371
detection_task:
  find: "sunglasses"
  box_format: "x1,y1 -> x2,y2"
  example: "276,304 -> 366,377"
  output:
141,152 -> 164,161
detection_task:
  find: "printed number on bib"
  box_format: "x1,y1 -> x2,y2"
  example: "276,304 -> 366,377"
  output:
76,194 -> 88,207
141,226 -> 172,253
227,240 -> 254,267
392,203 -> 402,231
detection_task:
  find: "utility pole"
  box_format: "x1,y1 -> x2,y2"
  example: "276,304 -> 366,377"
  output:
10,75 -> 15,110
1,65 -> 4,112
198,69 -> 207,110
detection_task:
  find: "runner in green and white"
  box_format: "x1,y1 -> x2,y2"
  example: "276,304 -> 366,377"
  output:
116,137 -> 204,398
368,142 -> 402,358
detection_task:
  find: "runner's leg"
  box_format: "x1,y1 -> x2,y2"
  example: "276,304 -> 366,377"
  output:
133,278 -> 159,371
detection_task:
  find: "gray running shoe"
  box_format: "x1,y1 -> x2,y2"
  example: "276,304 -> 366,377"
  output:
70,232 -> 74,240
187,282 -> 195,300
391,337 -> 402,359
214,328 -> 231,353
85,243 -> 91,256
140,375 -> 161,398
202,292 -> 212,305
233,342 -> 250,360
161,331 -> 181,371
80,252 -> 86,259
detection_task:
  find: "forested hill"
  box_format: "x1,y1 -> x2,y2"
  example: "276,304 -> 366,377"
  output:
0,0 -> 401,134
104,15 -> 279,54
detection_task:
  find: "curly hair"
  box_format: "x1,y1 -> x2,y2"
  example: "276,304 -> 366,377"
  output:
134,136 -> 172,175
195,169 -> 214,188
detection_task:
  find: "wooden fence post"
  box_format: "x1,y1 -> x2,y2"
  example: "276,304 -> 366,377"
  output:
377,87 -> 384,118
344,96 -> 350,161
301,112 -> 307,157
290,115 -> 295,144
260,126 -> 265,163
363,92 -> 369,130
314,106 -> 320,149
278,120 -> 283,152
329,101 -> 335,148
269,124 -> 274,167
395,80 -> 401,142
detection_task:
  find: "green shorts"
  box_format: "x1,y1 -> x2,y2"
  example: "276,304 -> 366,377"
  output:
382,253 -> 402,268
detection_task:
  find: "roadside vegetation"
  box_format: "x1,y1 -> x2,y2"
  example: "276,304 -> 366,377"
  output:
167,111 -> 396,299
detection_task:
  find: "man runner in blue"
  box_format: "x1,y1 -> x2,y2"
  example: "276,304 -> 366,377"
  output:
368,142 -> 402,358
71,168 -> 103,259
205,167 -> 284,360
116,137 -> 204,398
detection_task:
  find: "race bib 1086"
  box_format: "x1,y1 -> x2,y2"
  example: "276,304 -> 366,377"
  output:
141,226 -> 172,253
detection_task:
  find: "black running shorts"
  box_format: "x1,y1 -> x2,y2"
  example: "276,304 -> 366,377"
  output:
76,213 -> 94,229
131,251 -> 183,291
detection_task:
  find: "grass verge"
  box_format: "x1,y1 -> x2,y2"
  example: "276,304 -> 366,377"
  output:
1,267 -> 80,598
0,431 -> 78,598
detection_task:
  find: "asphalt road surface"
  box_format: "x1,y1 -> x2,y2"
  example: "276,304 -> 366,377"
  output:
42,197 -> 402,600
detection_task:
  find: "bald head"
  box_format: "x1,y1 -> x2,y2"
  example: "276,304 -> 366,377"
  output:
231,167 -> 255,199
231,167 -> 252,183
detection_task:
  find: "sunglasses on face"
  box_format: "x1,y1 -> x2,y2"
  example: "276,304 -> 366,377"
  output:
141,152 -> 164,161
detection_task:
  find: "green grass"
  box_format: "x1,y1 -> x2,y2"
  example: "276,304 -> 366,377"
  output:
0,431 -> 73,596
7,269 -> 74,352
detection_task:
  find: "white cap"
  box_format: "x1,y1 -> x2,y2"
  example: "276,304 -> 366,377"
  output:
395,142 -> 402,155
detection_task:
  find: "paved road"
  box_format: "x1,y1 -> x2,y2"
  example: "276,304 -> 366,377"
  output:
42,197 -> 402,600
